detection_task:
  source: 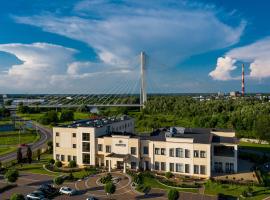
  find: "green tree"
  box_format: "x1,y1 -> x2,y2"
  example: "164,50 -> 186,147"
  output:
60,109 -> 74,122
17,148 -> 23,165
55,160 -> 62,168
168,189 -> 179,200
4,168 -> 19,183
54,176 -> 64,185
26,146 -> 32,164
48,158 -> 55,165
104,182 -> 116,199
47,140 -> 53,154
10,193 -> 25,200
254,115 -> 270,141
68,160 -> 77,168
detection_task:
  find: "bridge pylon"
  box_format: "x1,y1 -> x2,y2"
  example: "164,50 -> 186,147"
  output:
140,51 -> 147,108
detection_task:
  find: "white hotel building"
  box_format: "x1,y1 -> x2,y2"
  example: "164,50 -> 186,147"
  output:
53,116 -> 238,178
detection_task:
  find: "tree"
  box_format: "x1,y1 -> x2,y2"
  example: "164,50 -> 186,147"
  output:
254,115 -> 270,141
104,182 -> 116,199
54,176 -> 64,185
68,160 -> 77,168
4,168 -> 19,183
165,172 -> 173,179
168,189 -> 179,200
55,160 -> 62,168
37,149 -> 41,161
49,158 -> 55,165
26,146 -> 32,164
60,109 -> 74,122
10,193 -> 25,200
17,148 -> 23,165
47,140 -> 53,154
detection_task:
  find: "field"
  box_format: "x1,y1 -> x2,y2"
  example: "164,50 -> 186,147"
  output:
204,180 -> 270,200
239,142 -> 270,153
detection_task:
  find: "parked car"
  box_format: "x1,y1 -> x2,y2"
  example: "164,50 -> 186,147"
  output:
26,191 -> 46,200
38,183 -> 57,194
86,196 -> 97,200
59,186 -> 76,196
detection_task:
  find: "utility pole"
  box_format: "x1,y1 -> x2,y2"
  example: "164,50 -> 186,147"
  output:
140,51 -> 147,108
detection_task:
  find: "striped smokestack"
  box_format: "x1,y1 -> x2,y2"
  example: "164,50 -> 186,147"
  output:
242,63 -> 245,97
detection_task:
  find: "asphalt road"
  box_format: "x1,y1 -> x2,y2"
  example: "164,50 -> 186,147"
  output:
0,117 -> 52,163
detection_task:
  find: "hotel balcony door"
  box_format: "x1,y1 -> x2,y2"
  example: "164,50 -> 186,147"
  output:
117,161 -> 124,169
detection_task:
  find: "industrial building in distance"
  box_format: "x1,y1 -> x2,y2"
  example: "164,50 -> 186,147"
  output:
53,116 -> 238,178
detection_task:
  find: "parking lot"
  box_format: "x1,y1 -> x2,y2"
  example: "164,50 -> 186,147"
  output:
0,172 -> 217,200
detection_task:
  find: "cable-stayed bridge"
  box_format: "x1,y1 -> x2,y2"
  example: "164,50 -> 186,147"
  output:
5,52 -> 162,109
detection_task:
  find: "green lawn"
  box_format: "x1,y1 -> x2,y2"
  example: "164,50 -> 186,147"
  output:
15,153 -> 60,176
0,129 -> 40,155
143,177 -> 198,193
239,142 -> 270,153
204,181 -> 270,200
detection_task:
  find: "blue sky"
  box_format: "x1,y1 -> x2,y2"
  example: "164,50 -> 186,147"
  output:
0,0 -> 270,94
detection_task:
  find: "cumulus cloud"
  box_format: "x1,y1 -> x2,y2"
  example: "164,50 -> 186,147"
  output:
210,37 -> 270,80
0,43 -> 134,93
14,0 -> 245,69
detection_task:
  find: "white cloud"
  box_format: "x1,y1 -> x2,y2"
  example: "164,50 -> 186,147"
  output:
210,37 -> 270,80
14,0 -> 245,70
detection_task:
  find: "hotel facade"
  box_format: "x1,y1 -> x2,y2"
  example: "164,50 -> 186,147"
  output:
53,116 -> 238,178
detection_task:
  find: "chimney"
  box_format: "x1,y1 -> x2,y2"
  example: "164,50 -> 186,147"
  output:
242,64 -> 245,97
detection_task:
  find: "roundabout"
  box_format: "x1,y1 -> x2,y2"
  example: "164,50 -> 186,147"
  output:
74,172 -> 135,199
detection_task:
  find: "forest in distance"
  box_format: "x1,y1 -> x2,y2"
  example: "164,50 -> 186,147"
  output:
2,95 -> 270,141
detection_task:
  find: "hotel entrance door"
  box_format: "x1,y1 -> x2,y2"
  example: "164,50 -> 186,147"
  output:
117,161 -> 124,169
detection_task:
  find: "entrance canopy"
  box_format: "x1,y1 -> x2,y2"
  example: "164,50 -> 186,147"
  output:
106,153 -> 131,162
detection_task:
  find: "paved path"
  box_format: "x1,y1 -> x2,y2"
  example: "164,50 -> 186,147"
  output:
0,117 -> 52,163
0,172 -> 218,200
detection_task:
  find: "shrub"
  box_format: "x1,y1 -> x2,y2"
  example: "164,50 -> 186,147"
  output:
133,173 -> 143,184
10,193 -> 25,200
100,173 -> 112,184
54,176 -> 64,185
165,171 -> 173,179
49,159 -> 55,165
168,189 -> 179,200
68,160 -> 77,168
4,169 -> 19,183
55,161 -> 62,168
104,182 -> 116,195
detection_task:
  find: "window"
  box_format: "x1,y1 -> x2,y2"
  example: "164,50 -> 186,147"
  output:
176,163 -> 184,173
56,143 -> 59,147
56,132 -> 59,136
169,148 -> 174,157
155,148 -> 160,155
73,144 -> 76,148
72,133 -> 76,138
82,133 -> 90,141
82,153 -> 90,164
194,150 -> 199,158
56,154 -> 60,160
185,164 -> 190,173
73,156 -> 77,162
169,163 -> 174,172
161,148 -> 166,155
143,146 -> 149,154
131,147 -> 136,155
155,162 -> 160,170
160,162 -> 166,171
176,148 -> 183,157
68,155 -> 71,162
106,145 -> 111,153
194,165 -> 199,174
61,155 -> 65,162
185,149 -> 190,158
98,144 -> 103,151
82,142 -> 90,152
200,151 -> 206,158
200,165 -> 206,175
131,162 -> 136,169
